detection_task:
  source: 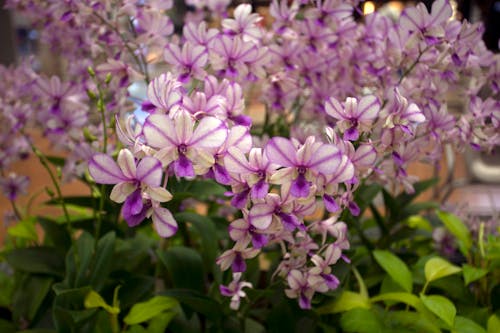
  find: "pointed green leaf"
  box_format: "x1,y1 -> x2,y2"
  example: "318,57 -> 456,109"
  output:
7,217 -> 38,241
371,292 -> 425,313
437,210 -> 472,256
318,291 -> 370,314
487,314 -> 500,333
84,290 -> 119,314
373,250 -> 413,292
463,264 -> 488,285
340,308 -> 383,333
454,316 -> 486,333
124,296 -> 178,325
425,257 -> 462,283
420,294 -> 456,328
157,246 -> 204,292
5,246 -> 64,277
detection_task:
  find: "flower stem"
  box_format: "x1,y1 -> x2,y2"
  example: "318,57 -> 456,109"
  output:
30,144 -> 79,260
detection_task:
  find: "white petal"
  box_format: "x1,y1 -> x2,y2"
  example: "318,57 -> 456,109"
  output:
143,114 -> 178,148
189,116 -> 228,149
117,149 -> 136,180
153,207 -> 178,238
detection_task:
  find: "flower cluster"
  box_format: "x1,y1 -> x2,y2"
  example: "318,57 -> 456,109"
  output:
2,0 -> 499,310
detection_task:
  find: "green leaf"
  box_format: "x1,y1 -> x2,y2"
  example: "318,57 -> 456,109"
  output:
463,264 -> 488,285
340,308 -> 382,333
174,212 -> 218,274
382,311 -> 441,333
0,319 -> 16,332
5,247 -> 64,277
373,250 -> 413,292
124,296 -> 178,325
88,231 -> 116,291
355,183 -> 382,213
453,316 -> 486,333
437,210 -> 472,256
84,290 -> 119,315
12,275 -> 53,323
39,217 -> 71,251
406,215 -> 433,232
161,289 -> 222,321
318,291 -> 370,314
420,294 -> 456,328
488,314 -> 500,333
425,257 -> 462,283
157,246 -> 204,292
7,217 -> 38,241
146,311 -> 178,332
371,292 -> 426,313
0,270 -> 14,307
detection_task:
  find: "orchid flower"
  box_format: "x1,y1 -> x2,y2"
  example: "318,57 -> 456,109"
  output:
222,4 -> 263,43
163,42 -> 208,82
219,273 -> 253,310
88,149 -> 177,237
265,136 -> 348,198
325,95 -> 380,141
143,110 -> 228,179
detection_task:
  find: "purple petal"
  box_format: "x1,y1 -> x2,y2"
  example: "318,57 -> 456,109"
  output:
231,114 -> 252,126
348,201 -> 360,216
89,153 -> 126,184
323,194 -> 340,213
220,285 -> 234,297
173,154 -> 195,178
343,127 -> 359,141
232,253 -> 247,272
137,157 -> 163,186
299,293 -> 311,310
214,164 -> 232,185
290,174 -> 311,198
122,192 -> 148,227
279,212 -> 300,231
141,101 -> 156,112
124,189 -> 144,216
251,233 -> 268,249
250,179 -> 268,199
322,273 -> 340,289
231,188 -> 250,209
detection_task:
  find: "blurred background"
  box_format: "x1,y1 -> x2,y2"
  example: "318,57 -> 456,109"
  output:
0,0 -> 499,244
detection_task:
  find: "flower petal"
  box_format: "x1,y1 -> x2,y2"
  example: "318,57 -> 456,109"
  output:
308,144 -> 342,175
143,114 -> 178,148
265,137 -> 296,167
89,153 -> 126,184
136,156 -> 163,186
153,207 -> 178,238
249,203 -> 274,229
189,116 -> 228,149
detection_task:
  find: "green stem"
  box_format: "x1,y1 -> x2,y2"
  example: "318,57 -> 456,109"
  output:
398,46 -> 432,85
92,12 -> 150,84
30,144 -> 79,260
95,86 -> 108,240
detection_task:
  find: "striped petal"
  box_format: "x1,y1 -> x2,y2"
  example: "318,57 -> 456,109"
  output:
117,149 -> 136,180
174,110 -> 195,144
265,137 -> 296,167
143,114 -> 178,148
249,203 -> 274,230
189,116 -> 228,149
324,97 -> 345,120
89,153 -> 126,184
309,144 -> 342,175
136,156 -> 163,186
357,95 -> 380,120
153,207 -> 178,238
224,147 -> 254,174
